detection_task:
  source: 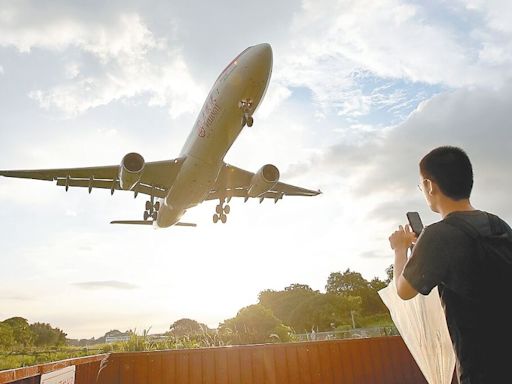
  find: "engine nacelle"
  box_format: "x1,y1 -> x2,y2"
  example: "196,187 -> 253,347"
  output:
119,152 -> 145,190
248,164 -> 280,198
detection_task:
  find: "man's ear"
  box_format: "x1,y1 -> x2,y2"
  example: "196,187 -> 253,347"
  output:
426,179 -> 435,195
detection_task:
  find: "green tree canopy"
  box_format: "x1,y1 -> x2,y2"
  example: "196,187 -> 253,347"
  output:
259,284 -> 362,332
385,264 -> 394,284
325,269 -> 369,296
219,304 -> 291,344
0,323 -> 15,349
2,317 -> 34,347
288,293 -> 362,333
169,318 -> 209,337
30,322 -> 67,346
258,284 -> 319,326
325,269 -> 388,315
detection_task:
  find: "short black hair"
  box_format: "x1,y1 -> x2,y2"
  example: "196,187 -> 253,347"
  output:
419,146 -> 473,200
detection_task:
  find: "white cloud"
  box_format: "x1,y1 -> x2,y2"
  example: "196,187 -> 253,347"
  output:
73,281 -> 139,290
0,65 -> 4,75
64,63 -> 80,79
65,209 -> 77,217
0,9 -> 204,118
257,82 -> 292,119
464,0 -> 512,34
295,81 -> 512,225
269,0 -> 512,120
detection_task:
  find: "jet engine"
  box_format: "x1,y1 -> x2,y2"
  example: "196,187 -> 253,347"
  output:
247,164 -> 280,197
119,152 -> 145,190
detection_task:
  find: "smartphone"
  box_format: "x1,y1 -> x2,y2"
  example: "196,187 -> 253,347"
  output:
406,212 -> 424,236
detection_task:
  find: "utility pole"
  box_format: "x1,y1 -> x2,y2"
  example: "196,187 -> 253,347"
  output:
350,310 -> 356,329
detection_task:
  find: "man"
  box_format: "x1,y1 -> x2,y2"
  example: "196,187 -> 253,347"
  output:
389,146 -> 512,383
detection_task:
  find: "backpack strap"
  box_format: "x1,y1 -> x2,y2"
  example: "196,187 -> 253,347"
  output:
442,214 -> 482,240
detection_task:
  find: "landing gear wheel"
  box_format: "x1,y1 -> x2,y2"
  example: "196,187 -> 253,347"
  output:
145,201 -> 152,211
213,199 -> 230,224
143,211 -> 150,221
154,201 -> 160,211
152,212 -> 158,220
246,116 -> 253,127
242,115 -> 247,127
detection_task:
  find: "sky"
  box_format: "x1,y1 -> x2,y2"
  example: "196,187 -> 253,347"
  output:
1,0 -> 512,339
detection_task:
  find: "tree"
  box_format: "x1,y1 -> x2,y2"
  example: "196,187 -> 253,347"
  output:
169,318 -> 209,337
0,323 -> 15,349
326,270 -> 389,315
325,269 -> 369,297
385,264 -> 394,284
258,284 -> 319,327
258,284 -> 362,332
219,304 -> 291,344
364,277 -> 388,314
288,293 -> 361,332
2,317 -> 34,347
284,284 -> 315,292
30,323 -> 67,346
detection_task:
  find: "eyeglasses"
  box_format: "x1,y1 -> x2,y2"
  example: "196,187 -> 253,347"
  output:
417,178 -> 430,192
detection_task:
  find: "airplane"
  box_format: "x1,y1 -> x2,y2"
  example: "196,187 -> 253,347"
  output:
0,43 -> 321,228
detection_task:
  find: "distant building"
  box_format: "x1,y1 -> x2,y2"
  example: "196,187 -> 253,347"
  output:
105,333 -> 131,343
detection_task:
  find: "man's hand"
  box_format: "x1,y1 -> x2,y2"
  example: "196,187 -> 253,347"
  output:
389,224 -> 419,300
389,225 -> 417,252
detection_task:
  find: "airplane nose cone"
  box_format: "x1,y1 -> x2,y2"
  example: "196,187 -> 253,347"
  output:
252,43 -> 273,65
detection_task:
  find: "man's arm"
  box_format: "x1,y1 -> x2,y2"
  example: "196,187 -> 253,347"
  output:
389,225 -> 419,300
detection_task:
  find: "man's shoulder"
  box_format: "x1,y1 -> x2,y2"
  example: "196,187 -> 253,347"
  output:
423,220 -> 461,237
444,210 -> 512,236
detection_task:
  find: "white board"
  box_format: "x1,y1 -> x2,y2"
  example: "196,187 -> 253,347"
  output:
40,365 -> 75,384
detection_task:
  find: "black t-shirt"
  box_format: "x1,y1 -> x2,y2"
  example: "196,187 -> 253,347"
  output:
403,210 -> 512,383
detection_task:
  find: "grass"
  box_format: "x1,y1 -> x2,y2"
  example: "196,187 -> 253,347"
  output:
0,329 -> 225,370
0,347 -> 103,371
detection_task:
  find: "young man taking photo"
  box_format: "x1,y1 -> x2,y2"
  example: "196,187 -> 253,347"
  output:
389,146 -> 512,383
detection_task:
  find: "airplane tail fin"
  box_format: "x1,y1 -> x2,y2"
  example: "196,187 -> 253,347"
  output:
175,222 -> 197,227
110,220 -> 196,227
111,220 -> 153,225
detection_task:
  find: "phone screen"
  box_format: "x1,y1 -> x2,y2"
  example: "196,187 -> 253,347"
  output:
406,212 -> 424,236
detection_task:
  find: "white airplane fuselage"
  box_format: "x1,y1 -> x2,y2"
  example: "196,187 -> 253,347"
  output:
156,44 -> 273,228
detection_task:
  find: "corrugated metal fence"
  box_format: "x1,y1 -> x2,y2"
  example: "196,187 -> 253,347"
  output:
1,336 -> 449,384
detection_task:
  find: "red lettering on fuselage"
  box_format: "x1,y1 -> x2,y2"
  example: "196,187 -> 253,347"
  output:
197,94 -> 221,139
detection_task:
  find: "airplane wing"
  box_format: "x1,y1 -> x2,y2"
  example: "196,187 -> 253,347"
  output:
0,158 -> 185,198
207,163 -> 321,202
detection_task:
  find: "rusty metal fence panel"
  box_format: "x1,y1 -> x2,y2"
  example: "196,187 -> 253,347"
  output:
94,337 -> 428,384
1,337 -> 439,384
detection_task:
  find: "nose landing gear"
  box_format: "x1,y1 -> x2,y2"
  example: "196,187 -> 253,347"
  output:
213,199 -> 230,224
239,99 -> 254,127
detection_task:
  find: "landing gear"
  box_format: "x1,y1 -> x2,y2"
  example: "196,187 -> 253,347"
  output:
239,99 -> 254,127
143,195 -> 161,221
242,115 -> 254,127
212,199 -> 230,224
